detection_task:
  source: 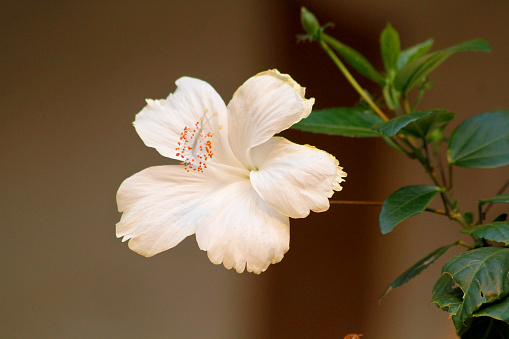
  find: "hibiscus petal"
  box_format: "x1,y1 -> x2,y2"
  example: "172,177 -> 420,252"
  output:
195,180 -> 290,274
249,137 -> 347,219
116,165 -> 238,257
227,69 -> 314,169
134,77 -> 242,168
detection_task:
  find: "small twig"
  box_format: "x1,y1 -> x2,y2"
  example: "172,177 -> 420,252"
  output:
319,37 -> 389,121
425,208 -> 447,215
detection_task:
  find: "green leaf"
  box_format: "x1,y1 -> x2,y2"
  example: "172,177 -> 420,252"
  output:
463,212 -> 475,225
448,111 -> 509,168
397,38 -> 434,71
376,109 -> 455,138
322,34 -> 385,85
478,193 -> 509,206
460,298 -> 509,338
376,110 -> 430,137
379,185 -> 444,234
292,107 -> 384,137
432,274 -> 463,316
494,214 -> 508,222
380,23 -> 400,73
402,110 -> 455,138
473,297 -> 509,322
459,316 -> 509,339
395,39 -> 490,94
440,247 -> 509,331
379,241 -> 459,302
461,222 -> 509,245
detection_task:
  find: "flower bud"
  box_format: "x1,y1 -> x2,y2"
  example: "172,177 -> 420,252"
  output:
300,7 -> 320,36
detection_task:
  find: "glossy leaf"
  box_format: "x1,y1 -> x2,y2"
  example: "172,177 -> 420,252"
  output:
397,38 -> 434,70
395,39 -> 490,94
448,111 -> 509,168
292,107 -> 384,137
459,317 -> 509,339
478,193 -> 509,206
473,297 -> 509,322
440,247 -> 509,331
379,241 -> 459,302
376,111 -> 431,137
379,185 -> 444,234
322,34 -> 385,84
402,110 -> 455,138
380,24 -> 400,73
461,222 -> 509,245
432,274 -> 463,316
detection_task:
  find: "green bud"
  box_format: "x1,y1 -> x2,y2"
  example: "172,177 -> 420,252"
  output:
301,7 -> 320,36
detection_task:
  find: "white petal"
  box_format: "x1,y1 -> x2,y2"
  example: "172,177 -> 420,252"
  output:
250,137 -> 347,219
134,77 -> 242,169
195,180 -> 290,274
227,69 -> 314,169
116,165 -> 240,257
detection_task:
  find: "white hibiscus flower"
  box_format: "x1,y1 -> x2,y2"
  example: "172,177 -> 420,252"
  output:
116,69 -> 346,274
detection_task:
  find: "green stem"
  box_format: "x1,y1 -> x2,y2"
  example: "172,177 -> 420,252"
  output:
457,241 -> 474,249
478,202 -> 484,225
412,87 -> 426,111
318,39 -> 389,121
447,162 -> 453,191
403,98 -> 412,114
425,208 -> 447,215
484,177 -> 509,216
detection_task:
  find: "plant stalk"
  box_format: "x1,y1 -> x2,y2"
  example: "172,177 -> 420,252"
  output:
318,39 -> 389,121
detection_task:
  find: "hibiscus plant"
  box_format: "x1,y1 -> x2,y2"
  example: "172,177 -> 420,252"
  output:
296,7 -> 509,338
117,70 -> 346,274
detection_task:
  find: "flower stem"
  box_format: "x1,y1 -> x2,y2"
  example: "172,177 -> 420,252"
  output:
318,38 -> 389,121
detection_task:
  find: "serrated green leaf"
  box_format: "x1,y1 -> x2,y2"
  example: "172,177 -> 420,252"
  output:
380,23 -> 400,73
448,111 -> 509,168
379,241 -> 459,302
322,34 -> 385,85
478,193 -> 509,206
379,185 -> 444,234
461,222 -> 509,245
459,316 -> 509,339
402,110 -> 455,138
441,247 -> 509,331
473,296 -> 509,322
376,110 -> 431,137
432,273 -> 463,316
397,38 -> 434,70
395,39 -> 490,94
292,107 -> 384,137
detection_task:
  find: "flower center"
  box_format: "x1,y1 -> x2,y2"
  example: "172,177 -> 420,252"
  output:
175,109 -> 220,172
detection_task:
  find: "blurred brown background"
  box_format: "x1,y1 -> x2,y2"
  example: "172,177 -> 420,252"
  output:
2,1 -> 508,338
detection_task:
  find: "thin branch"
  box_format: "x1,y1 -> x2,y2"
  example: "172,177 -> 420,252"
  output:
484,177 -> 509,216
318,38 -> 389,121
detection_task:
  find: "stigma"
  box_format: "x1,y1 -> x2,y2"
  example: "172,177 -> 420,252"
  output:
175,109 -> 219,172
